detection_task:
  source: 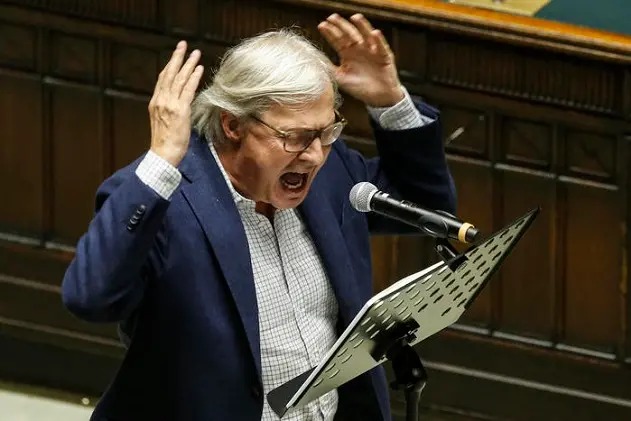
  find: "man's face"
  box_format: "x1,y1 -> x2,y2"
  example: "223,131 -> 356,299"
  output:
228,87 -> 337,210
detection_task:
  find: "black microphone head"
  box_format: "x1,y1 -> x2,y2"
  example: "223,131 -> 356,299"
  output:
466,226 -> 480,243
349,182 -> 378,212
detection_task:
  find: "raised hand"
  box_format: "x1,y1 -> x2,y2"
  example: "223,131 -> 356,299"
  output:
149,41 -> 204,167
318,14 -> 404,108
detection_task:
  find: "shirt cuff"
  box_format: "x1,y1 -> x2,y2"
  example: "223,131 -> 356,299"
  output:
135,150 -> 182,200
367,86 -> 435,130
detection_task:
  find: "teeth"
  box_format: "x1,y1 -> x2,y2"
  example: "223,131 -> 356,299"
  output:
281,174 -> 305,190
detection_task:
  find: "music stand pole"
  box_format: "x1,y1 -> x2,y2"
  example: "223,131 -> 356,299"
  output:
382,236 -> 462,421
384,333 -> 427,421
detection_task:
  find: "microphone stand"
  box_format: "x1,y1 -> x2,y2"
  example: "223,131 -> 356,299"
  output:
385,237 -> 464,421
386,116 -> 486,421
384,326 -> 428,421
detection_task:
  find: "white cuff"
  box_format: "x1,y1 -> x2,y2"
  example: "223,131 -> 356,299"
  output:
367,86 -> 434,130
135,150 -> 182,200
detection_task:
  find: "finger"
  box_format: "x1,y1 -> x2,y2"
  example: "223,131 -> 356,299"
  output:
372,29 -> 394,60
350,14 -> 376,48
180,65 -> 204,104
172,49 -> 201,97
152,44 -> 177,99
327,14 -> 364,46
318,21 -> 346,52
160,40 -> 188,91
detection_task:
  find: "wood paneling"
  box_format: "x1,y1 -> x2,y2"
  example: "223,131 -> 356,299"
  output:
0,277 -> 116,340
0,0 -> 630,420
0,21 -> 38,71
446,161 -> 494,326
500,118 -> 553,169
0,243 -> 70,286
427,33 -> 621,115
0,73 -> 44,238
500,171 -> 556,339
50,32 -> 99,84
110,43 -> 159,94
110,95 -> 151,170
0,0 -> 161,29
50,85 -> 103,245
564,184 -> 621,352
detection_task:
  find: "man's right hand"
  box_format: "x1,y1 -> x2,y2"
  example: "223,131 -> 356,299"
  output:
149,41 -> 204,167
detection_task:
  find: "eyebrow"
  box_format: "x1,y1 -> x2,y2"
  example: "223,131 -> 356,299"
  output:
280,115 -> 337,132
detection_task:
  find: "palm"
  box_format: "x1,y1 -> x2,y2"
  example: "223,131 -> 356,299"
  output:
336,52 -> 395,99
319,14 -> 403,107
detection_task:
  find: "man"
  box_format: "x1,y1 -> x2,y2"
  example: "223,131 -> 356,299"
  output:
61,12 -> 456,421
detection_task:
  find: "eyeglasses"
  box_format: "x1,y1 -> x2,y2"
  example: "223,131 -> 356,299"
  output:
250,110 -> 347,153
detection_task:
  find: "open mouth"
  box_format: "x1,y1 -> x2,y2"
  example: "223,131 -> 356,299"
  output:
280,172 -> 308,191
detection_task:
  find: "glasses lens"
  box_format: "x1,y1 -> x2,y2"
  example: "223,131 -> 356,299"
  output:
321,123 -> 343,145
283,122 -> 345,152
284,131 -> 314,152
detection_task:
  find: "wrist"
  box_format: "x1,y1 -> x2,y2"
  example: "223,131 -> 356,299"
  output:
150,145 -> 186,167
366,86 -> 405,108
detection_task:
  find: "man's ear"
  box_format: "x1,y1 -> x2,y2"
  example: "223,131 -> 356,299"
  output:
220,111 -> 242,144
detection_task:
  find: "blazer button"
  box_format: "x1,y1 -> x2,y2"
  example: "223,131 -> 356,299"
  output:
251,385 -> 261,399
136,205 -> 146,215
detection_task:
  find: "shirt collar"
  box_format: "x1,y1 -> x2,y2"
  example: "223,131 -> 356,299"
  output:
207,140 -> 256,210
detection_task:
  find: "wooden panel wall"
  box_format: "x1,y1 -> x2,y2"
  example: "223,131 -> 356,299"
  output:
1,0 -> 631,419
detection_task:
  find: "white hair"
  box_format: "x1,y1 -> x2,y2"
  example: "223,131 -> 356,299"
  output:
191,28 -> 342,146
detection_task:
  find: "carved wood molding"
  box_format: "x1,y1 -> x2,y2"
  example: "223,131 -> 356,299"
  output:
0,0 -> 160,29
2,1 -> 630,118
6,0 -> 631,64
278,0 -> 631,64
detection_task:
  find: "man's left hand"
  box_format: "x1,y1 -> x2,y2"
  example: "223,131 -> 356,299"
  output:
318,13 -> 404,108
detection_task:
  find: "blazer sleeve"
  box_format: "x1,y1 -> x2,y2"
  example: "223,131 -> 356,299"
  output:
61,166 -> 171,323
334,99 -> 457,235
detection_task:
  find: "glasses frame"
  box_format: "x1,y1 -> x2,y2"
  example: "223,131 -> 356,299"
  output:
250,109 -> 347,153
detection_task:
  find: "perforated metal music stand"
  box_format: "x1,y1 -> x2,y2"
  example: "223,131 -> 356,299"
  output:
268,207 -> 540,421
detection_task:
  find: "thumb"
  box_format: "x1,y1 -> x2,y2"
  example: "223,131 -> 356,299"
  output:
323,56 -> 341,75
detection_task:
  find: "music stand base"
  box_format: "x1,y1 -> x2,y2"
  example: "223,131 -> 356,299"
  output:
387,337 -> 427,421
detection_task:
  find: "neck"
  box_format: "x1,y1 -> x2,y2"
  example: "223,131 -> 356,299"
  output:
255,202 -> 276,220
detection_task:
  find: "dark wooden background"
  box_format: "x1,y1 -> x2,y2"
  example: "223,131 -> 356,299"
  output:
1,0 -> 631,420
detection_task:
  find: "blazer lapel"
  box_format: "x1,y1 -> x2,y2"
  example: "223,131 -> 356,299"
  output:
299,183 -> 362,326
178,134 -> 261,377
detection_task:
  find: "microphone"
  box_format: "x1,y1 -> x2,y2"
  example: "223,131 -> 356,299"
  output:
349,182 -> 479,244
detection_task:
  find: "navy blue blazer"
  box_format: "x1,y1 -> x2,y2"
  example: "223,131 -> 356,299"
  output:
61,101 -> 456,421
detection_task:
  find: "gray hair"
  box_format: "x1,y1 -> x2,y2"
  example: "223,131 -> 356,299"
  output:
191,28 -> 342,146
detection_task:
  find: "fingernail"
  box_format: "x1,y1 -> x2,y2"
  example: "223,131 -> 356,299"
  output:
177,40 -> 185,48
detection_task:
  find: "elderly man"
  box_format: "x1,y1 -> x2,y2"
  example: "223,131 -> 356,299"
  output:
61,12 -> 455,421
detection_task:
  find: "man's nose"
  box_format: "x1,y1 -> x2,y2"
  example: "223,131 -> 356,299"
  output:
299,137 -> 325,164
